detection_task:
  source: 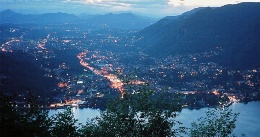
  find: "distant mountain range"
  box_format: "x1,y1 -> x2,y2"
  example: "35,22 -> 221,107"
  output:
135,2 -> 260,69
0,10 -> 155,30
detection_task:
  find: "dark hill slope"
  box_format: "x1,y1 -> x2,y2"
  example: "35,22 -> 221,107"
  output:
136,2 -> 260,69
0,52 -> 57,96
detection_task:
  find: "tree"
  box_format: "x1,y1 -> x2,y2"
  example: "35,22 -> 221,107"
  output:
0,92 -> 52,137
1,75 -> 240,137
189,107 -> 239,137
79,83 -> 186,137
0,91 -> 81,137
50,108 -> 79,137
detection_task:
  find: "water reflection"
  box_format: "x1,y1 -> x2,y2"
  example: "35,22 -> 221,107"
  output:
48,107 -> 101,125
49,102 -> 260,136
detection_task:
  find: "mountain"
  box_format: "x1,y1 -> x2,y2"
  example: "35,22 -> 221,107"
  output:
0,10 -> 77,24
0,10 -> 155,29
135,2 -> 260,69
0,9 -> 26,24
80,13 -> 155,30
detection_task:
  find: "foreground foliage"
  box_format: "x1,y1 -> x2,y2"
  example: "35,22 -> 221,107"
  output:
189,107 -> 239,137
79,84 -> 185,137
1,87 -> 240,137
0,92 -> 78,137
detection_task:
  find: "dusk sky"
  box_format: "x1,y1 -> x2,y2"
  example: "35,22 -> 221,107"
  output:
1,0 -> 259,17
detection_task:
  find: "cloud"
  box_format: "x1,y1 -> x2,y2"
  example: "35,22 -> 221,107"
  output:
78,0 -> 169,5
62,0 -> 174,16
62,0 -> 171,9
168,0 -> 260,7
1,0 -> 260,17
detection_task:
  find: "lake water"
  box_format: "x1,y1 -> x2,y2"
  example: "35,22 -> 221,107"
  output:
48,107 -> 101,121
49,101 -> 260,137
176,101 -> 260,137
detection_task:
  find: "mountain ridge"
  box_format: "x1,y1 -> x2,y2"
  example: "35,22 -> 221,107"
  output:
0,10 -> 155,29
135,2 -> 260,69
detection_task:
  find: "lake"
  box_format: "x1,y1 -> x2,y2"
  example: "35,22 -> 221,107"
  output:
49,101 -> 260,137
176,101 -> 260,136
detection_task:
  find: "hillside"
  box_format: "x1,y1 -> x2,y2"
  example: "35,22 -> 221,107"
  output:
135,2 -> 260,69
0,52 -> 57,96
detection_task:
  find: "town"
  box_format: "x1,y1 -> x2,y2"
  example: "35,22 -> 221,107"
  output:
1,23 -> 259,109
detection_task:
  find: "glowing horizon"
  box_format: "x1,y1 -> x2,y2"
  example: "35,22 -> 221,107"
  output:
1,0 -> 259,17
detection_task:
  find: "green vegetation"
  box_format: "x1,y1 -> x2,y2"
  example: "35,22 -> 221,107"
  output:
189,107 -> 239,137
0,83 -> 240,137
50,108 -> 79,137
79,84 -> 185,137
0,92 -> 52,137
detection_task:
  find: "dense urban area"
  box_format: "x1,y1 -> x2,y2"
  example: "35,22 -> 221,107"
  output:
1,22 -> 259,110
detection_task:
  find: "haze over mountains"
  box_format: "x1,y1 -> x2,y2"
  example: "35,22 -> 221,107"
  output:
1,2 -> 259,70
0,10 -> 155,30
135,2 -> 260,69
